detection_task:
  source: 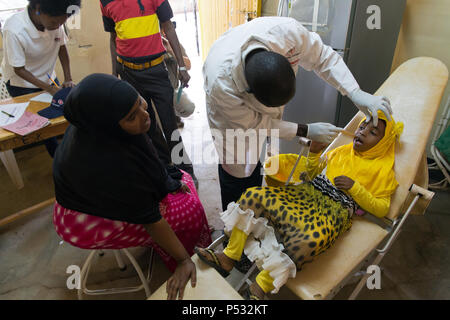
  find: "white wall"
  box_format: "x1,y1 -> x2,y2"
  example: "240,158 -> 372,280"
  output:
54,0 -> 111,82
391,0 -> 450,155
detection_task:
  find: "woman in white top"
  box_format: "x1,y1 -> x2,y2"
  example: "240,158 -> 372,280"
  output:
2,0 -> 80,98
1,0 -> 81,157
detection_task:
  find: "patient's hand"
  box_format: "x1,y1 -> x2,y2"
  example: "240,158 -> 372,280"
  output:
171,182 -> 191,195
334,176 -> 355,190
179,182 -> 191,194
310,141 -> 329,153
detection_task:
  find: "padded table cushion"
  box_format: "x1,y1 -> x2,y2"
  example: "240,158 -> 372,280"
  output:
286,216 -> 388,300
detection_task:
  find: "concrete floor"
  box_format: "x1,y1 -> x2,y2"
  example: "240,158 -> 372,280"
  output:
1,13 -> 449,300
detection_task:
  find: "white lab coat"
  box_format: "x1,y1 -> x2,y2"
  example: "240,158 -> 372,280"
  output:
203,17 -> 360,178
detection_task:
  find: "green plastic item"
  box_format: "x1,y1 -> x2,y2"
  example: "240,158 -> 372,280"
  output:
177,87 -> 183,103
435,126 -> 450,163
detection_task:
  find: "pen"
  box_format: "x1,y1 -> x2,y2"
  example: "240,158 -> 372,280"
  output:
47,73 -> 60,88
1,110 -> 15,118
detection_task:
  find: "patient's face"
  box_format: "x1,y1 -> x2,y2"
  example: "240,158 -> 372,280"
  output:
119,96 -> 151,135
353,120 -> 386,152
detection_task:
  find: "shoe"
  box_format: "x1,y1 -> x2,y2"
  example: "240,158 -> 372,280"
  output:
194,247 -> 230,278
242,286 -> 263,300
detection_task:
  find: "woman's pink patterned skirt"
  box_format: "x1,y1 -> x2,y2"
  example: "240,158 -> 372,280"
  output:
53,172 -> 211,272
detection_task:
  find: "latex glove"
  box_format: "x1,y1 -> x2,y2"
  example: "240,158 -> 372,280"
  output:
307,122 -> 341,144
349,89 -> 392,126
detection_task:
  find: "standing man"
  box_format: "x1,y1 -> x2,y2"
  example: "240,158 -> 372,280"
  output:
100,0 -> 196,183
203,17 -> 393,211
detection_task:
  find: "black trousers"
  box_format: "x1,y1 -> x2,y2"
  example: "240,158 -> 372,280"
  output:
218,162 -> 263,211
117,62 -> 194,176
6,80 -> 59,158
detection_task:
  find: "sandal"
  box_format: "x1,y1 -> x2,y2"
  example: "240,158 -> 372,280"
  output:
194,247 -> 230,278
242,287 -> 262,300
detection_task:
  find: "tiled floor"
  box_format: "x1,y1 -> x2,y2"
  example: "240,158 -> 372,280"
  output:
0,13 -> 449,300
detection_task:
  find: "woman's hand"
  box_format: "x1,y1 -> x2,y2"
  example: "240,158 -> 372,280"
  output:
310,141 -> 329,154
62,80 -> 75,88
334,176 -> 355,190
166,258 -> 197,300
173,181 -> 190,195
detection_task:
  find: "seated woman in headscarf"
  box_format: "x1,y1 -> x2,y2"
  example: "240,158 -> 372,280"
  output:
52,74 -> 211,300
195,111 -> 403,300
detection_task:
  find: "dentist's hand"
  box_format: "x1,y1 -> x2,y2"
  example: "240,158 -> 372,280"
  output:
349,89 -> 392,126
307,122 -> 341,144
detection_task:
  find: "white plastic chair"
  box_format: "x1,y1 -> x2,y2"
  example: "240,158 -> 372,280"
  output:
0,77 -> 12,100
77,248 -> 154,300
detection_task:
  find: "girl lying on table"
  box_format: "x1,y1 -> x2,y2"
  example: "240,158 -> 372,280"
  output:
195,111 -> 403,300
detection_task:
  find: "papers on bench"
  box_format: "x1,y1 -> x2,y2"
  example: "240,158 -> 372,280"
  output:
0,103 -> 29,126
0,102 -> 50,136
29,92 -> 53,104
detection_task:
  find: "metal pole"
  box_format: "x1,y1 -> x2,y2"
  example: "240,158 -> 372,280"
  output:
193,0 -> 200,55
348,194 -> 421,300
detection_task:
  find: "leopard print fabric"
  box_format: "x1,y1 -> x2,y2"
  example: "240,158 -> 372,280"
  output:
237,182 -> 352,270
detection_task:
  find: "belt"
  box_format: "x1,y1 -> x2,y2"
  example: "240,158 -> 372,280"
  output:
117,56 -> 164,70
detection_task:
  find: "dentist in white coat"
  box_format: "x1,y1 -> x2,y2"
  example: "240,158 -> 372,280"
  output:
203,17 -> 392,211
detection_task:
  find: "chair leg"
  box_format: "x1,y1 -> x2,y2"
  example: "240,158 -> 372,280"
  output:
78,250 -> 97,300
147,248 -> 155,283
234,263 -> 258,292
0,150 -> 24,189
78,249 -> 151,299
121,248 -> 151,298
114,250 -> 127,271
207,234 -> 226,250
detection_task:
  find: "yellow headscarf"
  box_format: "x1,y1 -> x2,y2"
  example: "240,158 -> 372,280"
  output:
325,111 -> 404,198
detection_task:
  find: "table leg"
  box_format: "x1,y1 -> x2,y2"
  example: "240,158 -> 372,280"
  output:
0,150 -> 24,189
